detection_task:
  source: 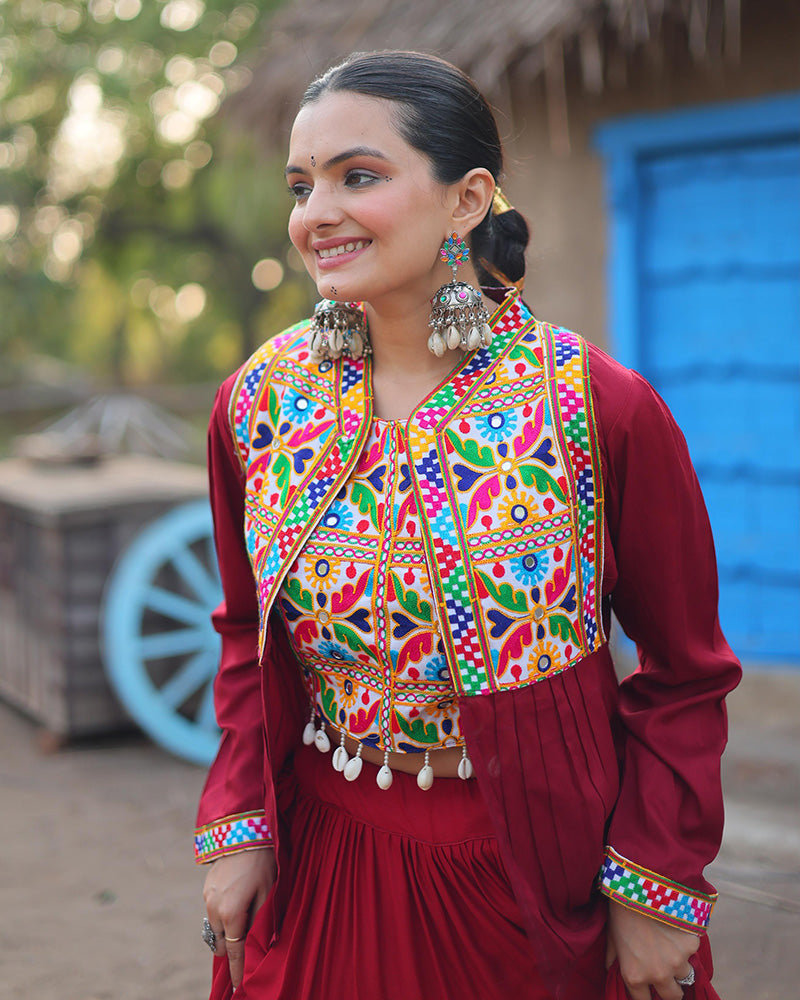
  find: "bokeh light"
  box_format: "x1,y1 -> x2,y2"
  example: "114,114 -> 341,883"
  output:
0,206 -> 20,241
161,159 -> 193,189
175,282 -> 207,321
160,0 -> 205,33
251,258 -> 284,291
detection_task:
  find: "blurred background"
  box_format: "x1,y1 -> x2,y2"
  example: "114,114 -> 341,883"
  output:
0,1 -> 798,998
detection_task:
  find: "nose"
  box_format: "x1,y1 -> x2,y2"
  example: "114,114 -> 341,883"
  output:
301,182 -> 344,232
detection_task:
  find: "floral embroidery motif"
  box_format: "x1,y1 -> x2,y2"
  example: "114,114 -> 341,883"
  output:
280,420 -> 462,752
231,291 -> 605,699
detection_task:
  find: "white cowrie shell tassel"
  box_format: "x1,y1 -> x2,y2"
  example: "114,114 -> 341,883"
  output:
416,765 -> 434,790
302,721 -> 316,746
348,332 -> 364,359
458,755 -> 474,780
332,730 -> 349,772
344,743 -> 363,782
446,324 -> 462,350
377,749 -> 393,790
429,332 -> 446,357
416,749 -> 434,791
344,755 -> 363,782
314,727 -> 330,753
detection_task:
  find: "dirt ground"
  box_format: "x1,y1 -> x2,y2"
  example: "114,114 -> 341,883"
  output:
2,670 -> 800,1000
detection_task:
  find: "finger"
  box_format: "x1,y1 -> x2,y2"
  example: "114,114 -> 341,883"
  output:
651,975 -> 683,1000
200,916 -> 224,955
215,928 -> 228,961
224,932 -> 247,989
674,962 -> 696,990
623,983 -> 652,1000
254,883 -> 270,913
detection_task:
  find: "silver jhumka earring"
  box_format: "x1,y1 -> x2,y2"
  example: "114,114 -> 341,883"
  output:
428,233 -> 493,357
308,299 -> 370,362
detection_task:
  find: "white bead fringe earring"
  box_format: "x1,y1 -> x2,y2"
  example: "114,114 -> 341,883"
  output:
309,300 -> 370,361
428,233 -> 493,357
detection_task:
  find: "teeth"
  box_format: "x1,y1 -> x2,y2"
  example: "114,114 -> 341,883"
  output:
318,240 -> 368,259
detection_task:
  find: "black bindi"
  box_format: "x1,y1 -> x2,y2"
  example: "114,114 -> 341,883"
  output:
310,155 -> 316,167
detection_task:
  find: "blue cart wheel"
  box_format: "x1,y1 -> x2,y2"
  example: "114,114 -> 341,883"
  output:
102,499 -> 222,765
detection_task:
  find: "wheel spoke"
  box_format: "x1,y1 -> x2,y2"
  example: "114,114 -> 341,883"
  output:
195,676 -> 218,731
159,649 -> 217,709
143,585 -> 208,626
170,545 -> 221,608
138,628 -> 208,659
103,500 -> 223,764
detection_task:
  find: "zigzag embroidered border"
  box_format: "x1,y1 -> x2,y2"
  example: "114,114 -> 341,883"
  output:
599,847 -> 716,932
194,811 -> 272,864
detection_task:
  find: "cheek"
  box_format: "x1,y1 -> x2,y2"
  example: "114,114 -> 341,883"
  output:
287,210 -> 308,253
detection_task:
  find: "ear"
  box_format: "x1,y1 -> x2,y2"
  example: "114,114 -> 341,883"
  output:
450,168 -> 495,236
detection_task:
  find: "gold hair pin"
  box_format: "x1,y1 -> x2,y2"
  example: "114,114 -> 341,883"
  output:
492,187 -> 514,215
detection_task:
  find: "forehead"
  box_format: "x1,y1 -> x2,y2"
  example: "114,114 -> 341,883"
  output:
288,91 -> 419,164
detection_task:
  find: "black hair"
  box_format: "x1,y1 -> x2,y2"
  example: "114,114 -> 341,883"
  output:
301,50 -> 529,286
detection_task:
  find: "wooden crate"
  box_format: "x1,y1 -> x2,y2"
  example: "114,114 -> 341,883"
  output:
0,455 -> 208,738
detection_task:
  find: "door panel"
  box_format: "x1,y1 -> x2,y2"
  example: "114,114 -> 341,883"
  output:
637,139 -> 800,662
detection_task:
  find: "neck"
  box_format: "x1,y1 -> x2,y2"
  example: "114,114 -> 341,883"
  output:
363,263 -> 485,420
365,261 -> 483,378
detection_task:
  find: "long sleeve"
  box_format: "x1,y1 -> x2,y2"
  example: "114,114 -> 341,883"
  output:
194,374 -> 272,863
591,346 -> 742,932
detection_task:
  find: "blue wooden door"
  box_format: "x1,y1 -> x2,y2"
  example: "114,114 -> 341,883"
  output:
639,141 -> 800,662
597,96 -> 800,665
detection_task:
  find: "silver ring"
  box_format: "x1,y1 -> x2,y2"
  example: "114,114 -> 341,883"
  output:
676,966 -> 696,987
202,916 -> 219,953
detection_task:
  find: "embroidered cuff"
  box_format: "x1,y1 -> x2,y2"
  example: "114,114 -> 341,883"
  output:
599,846 -> 716,933
194,811 -> 273,864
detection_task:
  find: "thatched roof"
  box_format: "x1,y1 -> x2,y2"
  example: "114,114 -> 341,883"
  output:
229,0 -> 741,147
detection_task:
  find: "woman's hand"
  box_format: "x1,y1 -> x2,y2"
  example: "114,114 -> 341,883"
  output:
606,898 -> 700,999
202,848 -> 277,989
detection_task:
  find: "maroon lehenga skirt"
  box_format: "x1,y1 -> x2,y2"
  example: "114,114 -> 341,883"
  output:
208,742 -> 549,1000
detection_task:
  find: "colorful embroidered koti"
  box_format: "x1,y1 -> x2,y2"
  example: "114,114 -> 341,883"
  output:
196,288 -> 741,994
231,293 -> 605,698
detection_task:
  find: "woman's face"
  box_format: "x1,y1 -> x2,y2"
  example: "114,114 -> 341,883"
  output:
286,91 -> 458,307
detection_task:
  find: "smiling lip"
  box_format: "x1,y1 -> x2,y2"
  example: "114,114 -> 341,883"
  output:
313,239 -> 371,267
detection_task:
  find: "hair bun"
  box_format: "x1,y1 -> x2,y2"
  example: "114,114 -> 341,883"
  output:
483,208 -> 529,284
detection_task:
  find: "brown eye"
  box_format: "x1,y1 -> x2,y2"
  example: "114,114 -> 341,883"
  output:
344,170 -> 379,189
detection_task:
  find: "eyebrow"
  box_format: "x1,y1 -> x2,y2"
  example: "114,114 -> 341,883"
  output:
285,146 -> 389,176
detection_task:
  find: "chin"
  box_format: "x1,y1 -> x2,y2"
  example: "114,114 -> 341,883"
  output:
315,278 -> 362,303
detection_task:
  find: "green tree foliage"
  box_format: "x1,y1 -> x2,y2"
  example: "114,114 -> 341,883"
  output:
0,0 -> 313,387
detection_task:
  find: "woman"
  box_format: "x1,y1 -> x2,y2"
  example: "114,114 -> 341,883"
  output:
195,51 -> 740,1000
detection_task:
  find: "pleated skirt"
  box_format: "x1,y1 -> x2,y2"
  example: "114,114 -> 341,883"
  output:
209,742 -> 548,1000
